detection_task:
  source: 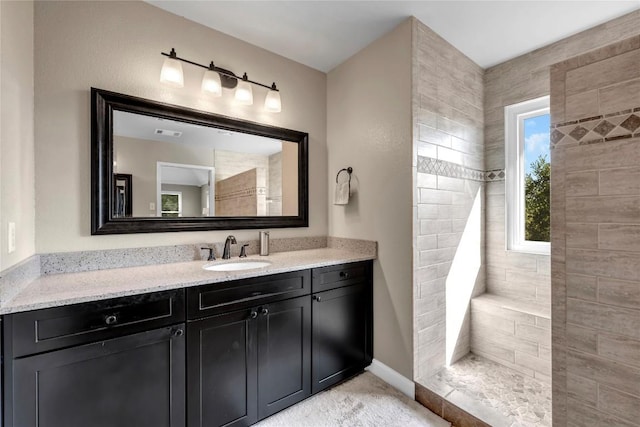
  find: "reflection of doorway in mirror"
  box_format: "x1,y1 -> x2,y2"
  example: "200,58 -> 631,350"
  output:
156,162 -> 215,217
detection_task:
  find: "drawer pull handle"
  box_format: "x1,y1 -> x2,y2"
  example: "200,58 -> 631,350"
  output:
173,329 -> 184,337
105,315 -> 118,326
313,295 -> 322,302
261,308 -> 269,316
340,272 -> 350,279
250,310 -> 258,319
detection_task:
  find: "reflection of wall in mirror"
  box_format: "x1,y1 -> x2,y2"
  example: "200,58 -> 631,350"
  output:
215,168 -> 265,216
114,136 -> 214,217
268,152 -> 282,216
282,142 -> 299,216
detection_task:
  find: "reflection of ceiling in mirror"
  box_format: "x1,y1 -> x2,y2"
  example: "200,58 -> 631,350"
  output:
113,111 -> 282,156
160,165 -> 211,187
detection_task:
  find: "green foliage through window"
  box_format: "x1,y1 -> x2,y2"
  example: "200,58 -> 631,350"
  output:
525,155 -> 550,242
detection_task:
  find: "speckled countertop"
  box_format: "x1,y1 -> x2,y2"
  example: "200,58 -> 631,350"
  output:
0,248 -> 375,315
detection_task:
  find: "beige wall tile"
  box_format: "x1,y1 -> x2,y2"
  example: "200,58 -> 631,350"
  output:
598,385 -> 640,424
599,167 -> 640,195
567,397 -> 637,427
567,350 -> 640,397
565,89 -> 600,121
567,374 -> 598,406
565,171 -> 599,196
566,223 -> 598,248
567,248 -> 640,282
599,77 -> 640,114
566,195 -> 640,223
567,298 -> 640,340
566,137 -> 640,172
566,274 -> 597,301
566,323 -> 598,353
565,49 -> 640,96
599,224 -> 640,252
598,277 -> 640,310
598,333 -> 640,368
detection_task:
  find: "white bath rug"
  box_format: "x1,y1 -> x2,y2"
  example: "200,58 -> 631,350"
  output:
255,372 -> 451,427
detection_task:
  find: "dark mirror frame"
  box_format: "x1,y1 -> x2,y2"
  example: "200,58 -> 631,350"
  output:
91,88 -> 309,235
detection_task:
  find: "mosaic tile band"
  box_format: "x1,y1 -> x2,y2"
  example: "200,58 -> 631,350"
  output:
417,156 -> 505,182
551,107 -> 640,148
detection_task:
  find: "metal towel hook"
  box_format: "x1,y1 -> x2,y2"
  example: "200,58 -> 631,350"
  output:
336,167 -> 353,184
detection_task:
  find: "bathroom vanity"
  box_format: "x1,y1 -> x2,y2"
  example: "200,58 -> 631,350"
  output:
1,258 -> 373,427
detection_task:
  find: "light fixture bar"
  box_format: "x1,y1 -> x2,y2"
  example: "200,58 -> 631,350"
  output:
161,49 -> 278,92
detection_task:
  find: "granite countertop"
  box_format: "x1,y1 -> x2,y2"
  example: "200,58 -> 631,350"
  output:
0,248 -> 375,315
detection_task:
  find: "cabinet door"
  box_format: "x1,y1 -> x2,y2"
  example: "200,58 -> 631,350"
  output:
187,310 -> 258,427
12,325 -> 185,427
312,283 -> 371,393
257,296 -> 311,420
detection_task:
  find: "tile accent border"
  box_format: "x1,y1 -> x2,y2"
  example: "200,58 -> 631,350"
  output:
551,107 -> 640,148
417,156 -> 489,182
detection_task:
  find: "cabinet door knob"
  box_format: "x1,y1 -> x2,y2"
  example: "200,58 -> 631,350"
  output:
261,308 -> 269,316
250,310 -> 258,319
105,315 -> 118,325
340,271 -> 349,279
313,295 -> 322,302
173,328 -> 184,337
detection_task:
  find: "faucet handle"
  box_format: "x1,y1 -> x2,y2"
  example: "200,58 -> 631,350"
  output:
239,244 -> 250,258
200,247 -> 215,261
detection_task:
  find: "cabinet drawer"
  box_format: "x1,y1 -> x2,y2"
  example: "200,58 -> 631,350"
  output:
187,270 -> 311,319
311,261 -> 371,293
8,289 -> 185,358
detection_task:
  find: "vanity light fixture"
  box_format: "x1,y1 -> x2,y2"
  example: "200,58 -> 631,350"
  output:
235,73 -> 253,105
160,48 -> 281,112
159,48 -> 184,87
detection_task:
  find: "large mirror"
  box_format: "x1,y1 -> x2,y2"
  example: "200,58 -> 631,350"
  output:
91,88 -> 308,234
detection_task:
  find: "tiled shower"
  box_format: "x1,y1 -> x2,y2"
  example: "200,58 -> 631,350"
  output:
412,10 -> 640,427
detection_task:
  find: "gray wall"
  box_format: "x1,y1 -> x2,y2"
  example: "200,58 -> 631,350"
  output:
327,19 -> 413,378
0,0 -> 35,270
34,0 -> 327,253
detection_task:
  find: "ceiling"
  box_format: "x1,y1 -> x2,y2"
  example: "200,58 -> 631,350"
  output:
146,1 -> 639,72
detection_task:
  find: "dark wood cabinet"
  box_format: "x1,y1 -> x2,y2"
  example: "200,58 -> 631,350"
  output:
257,296 -> 311,419
10,325 -> 185,427
2,261 -> 372,427
187,309 -> 258,427
187,296 -> 311,427
311,262 -> 373,394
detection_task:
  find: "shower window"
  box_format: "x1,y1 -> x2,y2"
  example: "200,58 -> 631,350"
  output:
505,96 -> 550,254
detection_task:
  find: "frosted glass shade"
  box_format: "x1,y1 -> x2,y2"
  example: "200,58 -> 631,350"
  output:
201,70 -> 222,96
264,89 -> 281,112
160,57 -> 184,87
235,80 -> 253,105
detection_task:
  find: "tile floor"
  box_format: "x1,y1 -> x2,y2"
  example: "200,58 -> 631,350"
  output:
419,353 -> 552,427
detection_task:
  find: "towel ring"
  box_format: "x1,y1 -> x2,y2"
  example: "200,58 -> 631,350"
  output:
336,167 -> 353,183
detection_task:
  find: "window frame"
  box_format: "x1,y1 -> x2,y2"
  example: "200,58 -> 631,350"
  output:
161,191 -> 183,217
505,96 -> 550,254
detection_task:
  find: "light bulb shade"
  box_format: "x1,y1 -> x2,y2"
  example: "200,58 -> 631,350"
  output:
160,57 -> 184,87
264,89 -> 281,112
201,70 -> 222,96
235,80 -> 253,105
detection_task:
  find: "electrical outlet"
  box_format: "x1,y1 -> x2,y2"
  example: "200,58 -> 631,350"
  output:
8,222 -> 16,254
150,202 -> 156,211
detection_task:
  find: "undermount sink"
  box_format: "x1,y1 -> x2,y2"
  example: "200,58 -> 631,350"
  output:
203,261 -> 272,272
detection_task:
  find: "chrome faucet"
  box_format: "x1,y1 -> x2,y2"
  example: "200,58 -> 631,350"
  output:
222,235 -> 237,259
